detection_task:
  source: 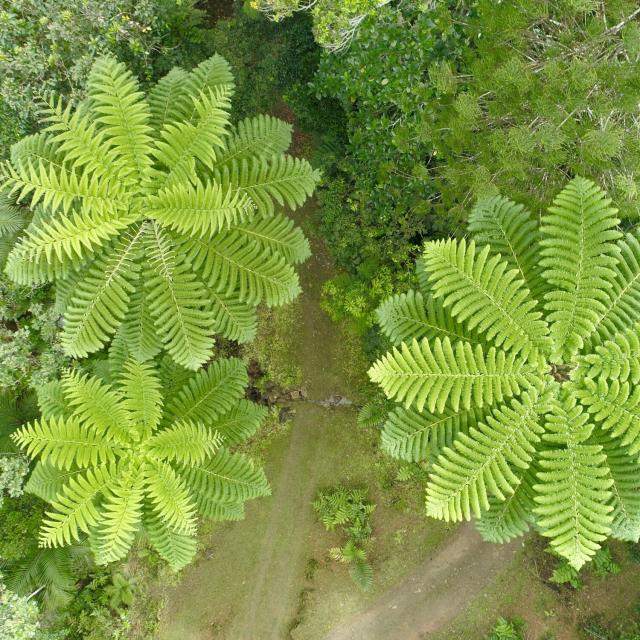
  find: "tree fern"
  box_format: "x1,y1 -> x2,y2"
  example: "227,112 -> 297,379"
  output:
370,178 -> 640,568
1,53 -> 318,369
12,357 -> 269,569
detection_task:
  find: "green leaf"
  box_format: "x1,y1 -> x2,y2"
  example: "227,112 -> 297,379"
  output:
147,421 -> 222,465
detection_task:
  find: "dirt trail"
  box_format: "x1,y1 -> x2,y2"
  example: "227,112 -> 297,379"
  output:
323,523 -> 520,640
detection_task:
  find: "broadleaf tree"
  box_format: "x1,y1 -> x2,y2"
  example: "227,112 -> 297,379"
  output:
12,358 -> 270,570
370,177 -> 640,569
1,54 -> 319,370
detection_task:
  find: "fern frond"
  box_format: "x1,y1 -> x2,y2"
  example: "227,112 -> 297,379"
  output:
423,239 -> 551,359
426,390 -> 547,521
93,467 -> 145,564
87,57 -> 153,182
117,285 -> 163,362
165,358 -> 248,424
207,287 -> 258,343
540,177 -> 621,360
576,323 -> 640,384
143,223 -> 215,369
145,461 -> 197,534
143,509 -> 197,571
573,377 -> 640,456
586,232 -> 640,347
147,67 -> 190,131
25,462 -> 83,503
368,337 -> 541,413
11,417 -> 118,470
476,466 -> 537,543
381,405 -> 485,462
0,194 -> 26,238
148,180 -> 253,238
118,359 -> 163,436
180,447 -> 270,504
376,289 -> 477,346
5,203 -> 133,284
210,155 -> 319,216
469,196 -> 547,305
36,381 -> 72,419
600,433 -> 640,542
195,498 -> 245,521
234,212 -> 311,264
147,421 -> 222,465
61,226 -> 143,357
534,397 -> 613,569
61,370 -> 131,444
10,132 -> 62,168
215,115 -> 292,165
39,465 -> 116,547
211,400 -> 268,445
184,231 -> 300,306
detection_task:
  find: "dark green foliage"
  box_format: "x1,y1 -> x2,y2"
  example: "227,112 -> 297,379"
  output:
549,545 -> 621,589
485,617 -> 525,640
0,0 -> 209,156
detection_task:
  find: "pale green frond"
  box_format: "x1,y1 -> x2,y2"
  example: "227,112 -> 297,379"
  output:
210,154 -> 320,216
165,357 -> 248,424
211,400 -> 268,445
368,337 -> 541,413
540,177 -> 622,360
147,420 -> 222,465
215,114 -> 292,165
61,226 -> 143,357
534,397 -> 613,569
118,359 -> 163,435
183,231 -> 300,307
476,466 -> 537,543
61,370 -> 131,444
41,95 -> 123,181
25,462 -> 83,503
87,56 -> 153,182
0,194 -> 26,238
10,132 -> 63,168
376,289 -> 477,346
117,285 -> 163,362
93,467 -> 145,564
600,433 -> 640,542
423,239 -> 551,359
11,416 -> 118,470
586,232 -> 640,348
575,323 -> 640,384
1,159 -> 125,216
158,356 -> 193,401
207,287 -> 258,343
143,223 -> 215,369
426,390 -> 547,521
234,212 -> 311,264
469,195 -> 547,304
151,86 -> 232,187
572,377 -> 640,457
147,180 -> 253,238
179,446 -> 270,504
147,67 -> 190,131
54,266 -> 86,314
36,381 -> 72,420
145,460 -> 197,534
195,498 -> 245,521
143,509 -> 197,571
5,203 -> 133,284
381,405 -> 485,463
39,465 -> 116,547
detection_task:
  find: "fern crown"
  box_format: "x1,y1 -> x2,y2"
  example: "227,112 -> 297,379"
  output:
12,357 -> 270,570
1,55 -> 319,369
370,178 -> 640,569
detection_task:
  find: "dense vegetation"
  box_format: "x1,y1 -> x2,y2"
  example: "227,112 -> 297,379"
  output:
2,0 -> 640,637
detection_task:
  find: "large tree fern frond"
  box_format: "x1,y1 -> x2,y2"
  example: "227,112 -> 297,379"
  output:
426,389 -> 547,521
147,67 -> 190,131
207,287 -> 258,343
118,359 -> 163,435
147,421 -> 222,465
368,337 -> 542,413
211,400 -> 268,445
143,510 -> 197,571
422,239 -> 551,359
540,177 -> 621,361
468,195 -> 547,305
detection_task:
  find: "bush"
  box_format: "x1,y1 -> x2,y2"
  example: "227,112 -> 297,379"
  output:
0,0 -> 208,155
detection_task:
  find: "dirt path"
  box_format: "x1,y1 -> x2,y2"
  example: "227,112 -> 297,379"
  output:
323,523 -> 520,640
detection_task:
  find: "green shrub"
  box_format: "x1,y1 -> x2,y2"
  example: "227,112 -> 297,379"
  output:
0,0 -> 208,155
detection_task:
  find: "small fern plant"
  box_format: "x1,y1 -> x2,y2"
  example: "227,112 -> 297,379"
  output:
1,54 -> 319,369
370,177 -> 640,569
11,357 -> 270,570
